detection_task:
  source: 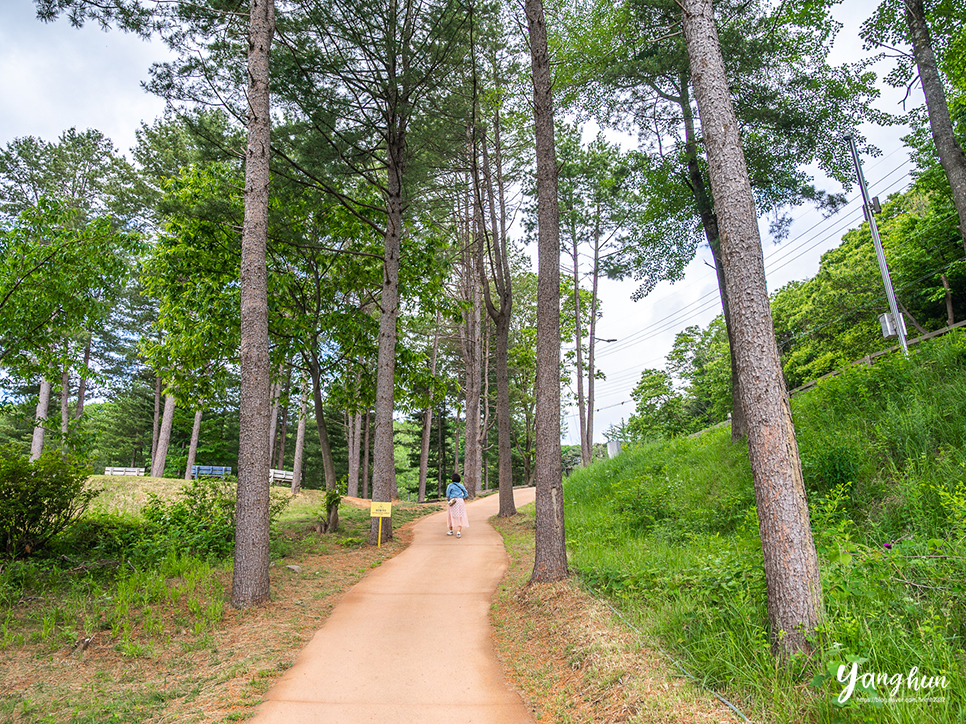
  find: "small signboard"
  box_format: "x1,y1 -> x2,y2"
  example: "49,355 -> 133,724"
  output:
370,502 -> 392,518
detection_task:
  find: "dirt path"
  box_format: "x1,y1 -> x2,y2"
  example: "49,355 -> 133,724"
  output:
250,486 -> 537,724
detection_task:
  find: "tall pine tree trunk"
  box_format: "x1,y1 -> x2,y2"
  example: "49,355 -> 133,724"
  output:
151,374 -> 162,463
361,409 -> 371,499
60,364 -> 70,440
184,409 -> 203,481
307,353 -> 338,491
30,378 -> 52,461
477,116 -> 516,517
418,319 -> 440,503
267,380 -> 281,465
683,0 -> 822,659
681,74 -> 745,439
527,0 -> 568,583
291,381 -> 308,495
151,394 -> 176,478
75,339 -> 91,419
906,0 -> 966,246
232,0 -> 274,609
369,105 -> 406,542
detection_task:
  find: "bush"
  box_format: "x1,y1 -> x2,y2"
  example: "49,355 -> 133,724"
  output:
140,477 -> 290,561
0,446 -> 97,559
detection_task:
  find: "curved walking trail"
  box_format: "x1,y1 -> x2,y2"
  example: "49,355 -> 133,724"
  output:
251,486 -> 537,724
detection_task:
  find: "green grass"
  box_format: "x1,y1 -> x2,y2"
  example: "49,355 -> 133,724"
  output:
565,330 -> 966,723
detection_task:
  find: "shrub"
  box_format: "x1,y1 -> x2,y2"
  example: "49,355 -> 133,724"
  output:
0,446 -> 97,559
140,477 -> 290,561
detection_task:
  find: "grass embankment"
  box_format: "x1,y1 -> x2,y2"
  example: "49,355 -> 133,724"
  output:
491,505 -> 738,722
0,479 -> 437,723
565,331 -> 966,723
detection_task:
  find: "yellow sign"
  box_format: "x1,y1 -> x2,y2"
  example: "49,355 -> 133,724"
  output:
370,502 -> 392,518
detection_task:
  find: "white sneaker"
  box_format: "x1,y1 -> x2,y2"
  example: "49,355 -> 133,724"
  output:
456,532 -> 461,538
447,531 -> 453,536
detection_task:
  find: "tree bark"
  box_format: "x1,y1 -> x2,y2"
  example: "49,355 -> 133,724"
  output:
75,339 -> 91,419
570,235 -> 589,466
682,0 -> 822,659
60,364 -> 70,440
906,0 -> 966,248
437,403 -> 445,496
585,219 -> 601,461
267,380 -> 280,465
306,353 -> 338,491
477,118 -> 516,517
276,367 -> 291,468
681,74 -> 746,439
291,381 -> 308,495
361,409 -> 371,499
526,0 -> 568,583
232,0 -> 274,609
184,408 -> 203,481
30,378 -> 52,461
461,232 -> 483,499
151,374 -> 162,463
942,273 -> 955,326
418,318 -> 440,503
151,394 -> 176,478
370,121 -> 405,544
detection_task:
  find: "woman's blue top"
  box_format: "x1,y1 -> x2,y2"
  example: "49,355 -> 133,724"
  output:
446,482 -> 468,499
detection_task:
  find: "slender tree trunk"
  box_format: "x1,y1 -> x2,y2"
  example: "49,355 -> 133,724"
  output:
30,378 -> 52,461
453,405 -> 461,474
267,380 -> 280,465
437,403 -> 445,497
151,374 -> 162,463
276,367 -> 291,468
570,237 -> 590,466
184,409 -> 203,481
307,353 -> 338,491
680,74 -> 746,439
906,0 -> 966,247
527,0 -> 568,583
232,0 -> 274,609
942,273 -> 955,326
477,118 -> 516,517
60,364 -> 70,440
291,380 -> 308,495
418,319 -> 440,503
75,339 -> 91,419
462,264 -> 483,499
361,409 -> 371,499
151,394 -> 176,478
683,0 -> 822,659
585,221 -> 601,460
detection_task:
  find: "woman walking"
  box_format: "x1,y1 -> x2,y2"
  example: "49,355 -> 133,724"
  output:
446,473 -> 470,538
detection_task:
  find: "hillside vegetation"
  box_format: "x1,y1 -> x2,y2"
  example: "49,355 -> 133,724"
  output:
565,330 -> 966,723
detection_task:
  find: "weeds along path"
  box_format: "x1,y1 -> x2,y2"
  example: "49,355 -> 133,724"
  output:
250,486 -> 537,724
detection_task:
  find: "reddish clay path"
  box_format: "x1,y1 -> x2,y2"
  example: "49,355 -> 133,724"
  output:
250,486 -> 537,724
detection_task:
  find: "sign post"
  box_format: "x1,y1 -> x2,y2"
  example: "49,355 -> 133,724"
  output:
370,501 -> 392,548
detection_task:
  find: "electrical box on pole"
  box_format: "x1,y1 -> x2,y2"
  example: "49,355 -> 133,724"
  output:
846,136 -> 908,355
879,311 -> 907,339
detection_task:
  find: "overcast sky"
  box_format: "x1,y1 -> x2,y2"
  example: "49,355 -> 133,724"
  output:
0,1 -> 921,444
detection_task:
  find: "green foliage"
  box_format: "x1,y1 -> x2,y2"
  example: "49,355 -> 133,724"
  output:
138,477 -> 290,562
566,331 -> 966,722
0,446 -> 96,559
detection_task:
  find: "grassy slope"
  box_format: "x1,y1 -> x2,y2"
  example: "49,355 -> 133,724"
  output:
565,330 -> 966,723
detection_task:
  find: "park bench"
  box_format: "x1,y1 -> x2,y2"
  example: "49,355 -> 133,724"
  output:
269,468 -> 294,486
191,465 -> 232,479
103,467 -> 146,476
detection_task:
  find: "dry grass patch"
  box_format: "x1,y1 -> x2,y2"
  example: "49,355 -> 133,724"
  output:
490,510 -> 741,724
